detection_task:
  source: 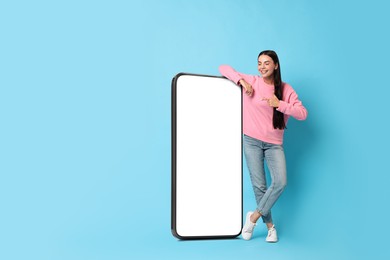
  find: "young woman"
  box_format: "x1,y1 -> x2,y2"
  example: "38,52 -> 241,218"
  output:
219,50 -> 307,242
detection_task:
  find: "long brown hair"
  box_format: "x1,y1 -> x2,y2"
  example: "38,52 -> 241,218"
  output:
258,50 -> 286,130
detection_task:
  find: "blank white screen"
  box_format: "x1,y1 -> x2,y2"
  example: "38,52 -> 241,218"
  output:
175,74 -> 242,237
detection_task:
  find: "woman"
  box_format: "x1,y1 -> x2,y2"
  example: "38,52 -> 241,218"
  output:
219,50 -> 307,243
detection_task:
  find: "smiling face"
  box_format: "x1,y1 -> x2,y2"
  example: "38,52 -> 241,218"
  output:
258,54 -> 278,80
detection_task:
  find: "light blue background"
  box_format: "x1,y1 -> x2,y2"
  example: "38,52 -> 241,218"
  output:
1,0 -> 390,259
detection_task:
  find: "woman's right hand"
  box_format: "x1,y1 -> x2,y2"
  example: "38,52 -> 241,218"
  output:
239,79 -> 253,96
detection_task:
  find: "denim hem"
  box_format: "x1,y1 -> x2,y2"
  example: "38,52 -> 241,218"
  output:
256,208 -> 273,223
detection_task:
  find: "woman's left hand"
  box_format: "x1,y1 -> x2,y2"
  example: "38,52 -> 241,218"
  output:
262,95 -> 280,108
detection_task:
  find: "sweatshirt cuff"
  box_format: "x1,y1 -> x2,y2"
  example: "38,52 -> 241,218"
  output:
277,100 -> 287,113
232,75 -> 242,85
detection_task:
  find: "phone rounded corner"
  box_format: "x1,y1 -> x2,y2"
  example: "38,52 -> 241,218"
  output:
172,72 -> 186,82
171,228 -> 186,240
234,228 -> 242,238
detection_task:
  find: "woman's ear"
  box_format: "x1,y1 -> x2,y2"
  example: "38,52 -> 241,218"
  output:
275,63 -> 279,70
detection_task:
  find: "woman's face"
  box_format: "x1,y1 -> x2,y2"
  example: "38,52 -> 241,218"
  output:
258,55 -> 278,79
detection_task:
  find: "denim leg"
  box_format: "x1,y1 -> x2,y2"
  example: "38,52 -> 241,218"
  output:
256,143 -> 287,217
243,135 -> 273,223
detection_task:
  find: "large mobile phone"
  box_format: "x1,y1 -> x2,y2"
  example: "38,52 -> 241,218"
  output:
171,73 -> 242,239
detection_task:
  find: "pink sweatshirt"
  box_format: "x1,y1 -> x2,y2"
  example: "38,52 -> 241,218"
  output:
219,65 -> 307,145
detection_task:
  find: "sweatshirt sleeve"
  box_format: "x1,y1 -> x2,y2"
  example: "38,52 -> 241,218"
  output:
219,65 -> 257,85
276,85 -> 308,121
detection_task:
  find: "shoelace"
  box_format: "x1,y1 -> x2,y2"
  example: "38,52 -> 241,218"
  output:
267,226 -> 275,237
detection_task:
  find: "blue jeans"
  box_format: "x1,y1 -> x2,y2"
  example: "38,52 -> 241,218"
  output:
243,134 -> 287,223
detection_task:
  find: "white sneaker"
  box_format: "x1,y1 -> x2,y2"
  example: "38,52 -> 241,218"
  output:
241,211 -> 256,240
266,225 -> 278,243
